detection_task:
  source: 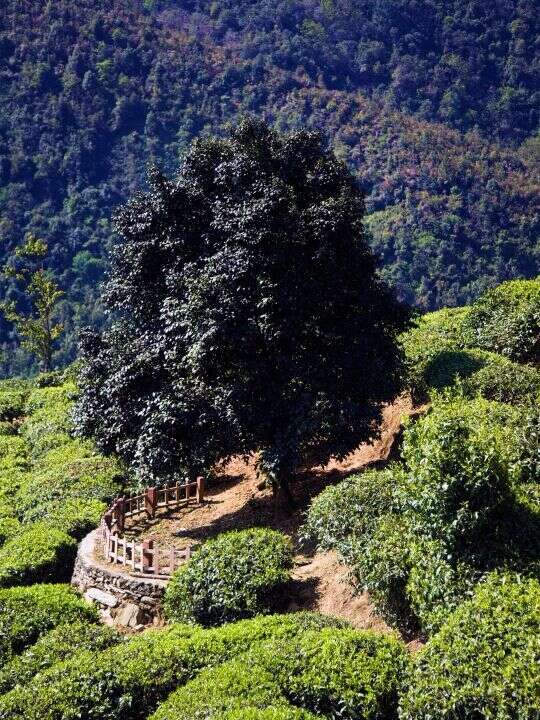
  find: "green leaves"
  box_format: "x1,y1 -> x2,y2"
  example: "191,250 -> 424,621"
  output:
164,528 -> 293,627
76,119 -> 408,487
1,237 -> 64,372
399,574 -> 540,719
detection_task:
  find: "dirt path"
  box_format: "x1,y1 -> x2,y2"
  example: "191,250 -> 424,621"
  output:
122,395 -> 419,634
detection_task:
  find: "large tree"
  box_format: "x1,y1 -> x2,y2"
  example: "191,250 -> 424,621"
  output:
75,119 -> 409,496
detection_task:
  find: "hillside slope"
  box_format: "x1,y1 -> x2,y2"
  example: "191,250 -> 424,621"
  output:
0,0 -> 538,374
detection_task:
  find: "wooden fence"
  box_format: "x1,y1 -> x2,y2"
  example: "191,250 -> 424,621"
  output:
100,477 -> 205,577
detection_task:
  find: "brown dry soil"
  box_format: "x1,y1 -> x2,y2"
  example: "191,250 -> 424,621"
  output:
116,395 -> 423,643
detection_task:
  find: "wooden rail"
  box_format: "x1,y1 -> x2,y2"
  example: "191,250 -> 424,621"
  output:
100,477 -> 205,577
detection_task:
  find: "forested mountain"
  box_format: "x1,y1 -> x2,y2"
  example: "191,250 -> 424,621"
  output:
0,0 -> 538,374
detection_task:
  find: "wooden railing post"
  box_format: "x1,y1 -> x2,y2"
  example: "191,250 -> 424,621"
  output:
196,476 -> 205,504
115,497 -> 125,533
145,487 -> 157,519
142,539 -> 153,572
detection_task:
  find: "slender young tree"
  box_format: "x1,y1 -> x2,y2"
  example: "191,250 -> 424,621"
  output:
1,236 -> 64,372
75,119 -> 409,498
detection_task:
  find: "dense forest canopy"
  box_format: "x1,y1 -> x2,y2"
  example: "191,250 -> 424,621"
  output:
0,0 -> 538,374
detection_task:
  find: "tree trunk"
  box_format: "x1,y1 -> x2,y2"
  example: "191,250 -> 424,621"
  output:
272,469 -> 297,512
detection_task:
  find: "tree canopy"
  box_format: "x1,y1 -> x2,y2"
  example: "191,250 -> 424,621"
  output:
75,119 -> 409,491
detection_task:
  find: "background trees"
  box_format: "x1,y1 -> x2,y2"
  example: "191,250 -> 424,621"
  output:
0,0 -> 538,375
0,238 -> 64,372
75,119 -> 409,492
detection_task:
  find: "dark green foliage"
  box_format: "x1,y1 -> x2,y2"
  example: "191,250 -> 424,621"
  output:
0,621 -> 121,694
149,660 -> 290,720
0,583 -> 99,666
250,628 -> 409,720
350,514 -> 416,634
404,539 -> 479,634
0,372 -> 121,590
164,528 -> 293,626
0,424 -> 15,438
0,523 -> 77,588
514,404 -> 540,485
75,119 -> 408,488
0,518 -> 19,546
152,629 -> 409,720
399,574 -> 540,719
38,497 -> 106,540
0,613 -> 347,720
460,353 -> 540,404
305,390 -> 539,636
0,391 -> 27,422
400,307 -> 468,397
217,710 -> 318,720
462,279 -> 540,364
401,301 -> 540,402
1,1 -> 539,378
399,396 -> 518,550
301,467 -> 401,561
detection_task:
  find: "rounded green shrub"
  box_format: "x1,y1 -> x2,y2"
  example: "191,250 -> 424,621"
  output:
0,522 -> 77,587
514,403 -> 539,484
350,513 -> 415,633
164,528 -> 293,626
218,708 -> 319,720
0,423 -> 15,437
0,613 -> 345,720
404,538 -> 479,634
302,467 -> 400,561
461,352 -> 540,404
149,659 -> 287,720
461,278 -> 540,364
0,391 -> 28,422
0,517 -> 20,546
0,621 -> 121,694
400,395 -> 518,550
399,573 -> 540,719
400,307 -> 468,397
13,442 -> 121,523
40,497 -> 106,540
0,583 -> 98,665
251,628 -> 409,720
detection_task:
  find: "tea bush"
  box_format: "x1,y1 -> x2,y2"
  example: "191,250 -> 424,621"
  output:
350,513 -> 415,632
400,307 -> 468,397
400,396 -> 518,550
0,583 -> 98,665
305,391 -> 538,636
218,709 -> 319,720
461,278 -> 540,364
13,442 -> 120,523
301,467 -> 400,561
164,528 -> 293,626
399,573 -> 540,719
0,424 -> 15,437
0,517 -> 19,545
0,523 -> 77,587
0,621 -> 121,694
461,352 -> 540,404
0,391 -> 28,422
39,497 -> 107,540
251,628 -> 409,720
404,539 -> 479,634
149,660 -> 288,720
0,613 -> 346,720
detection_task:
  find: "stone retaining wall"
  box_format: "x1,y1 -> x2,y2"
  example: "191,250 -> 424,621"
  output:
72,529 -> 167,629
